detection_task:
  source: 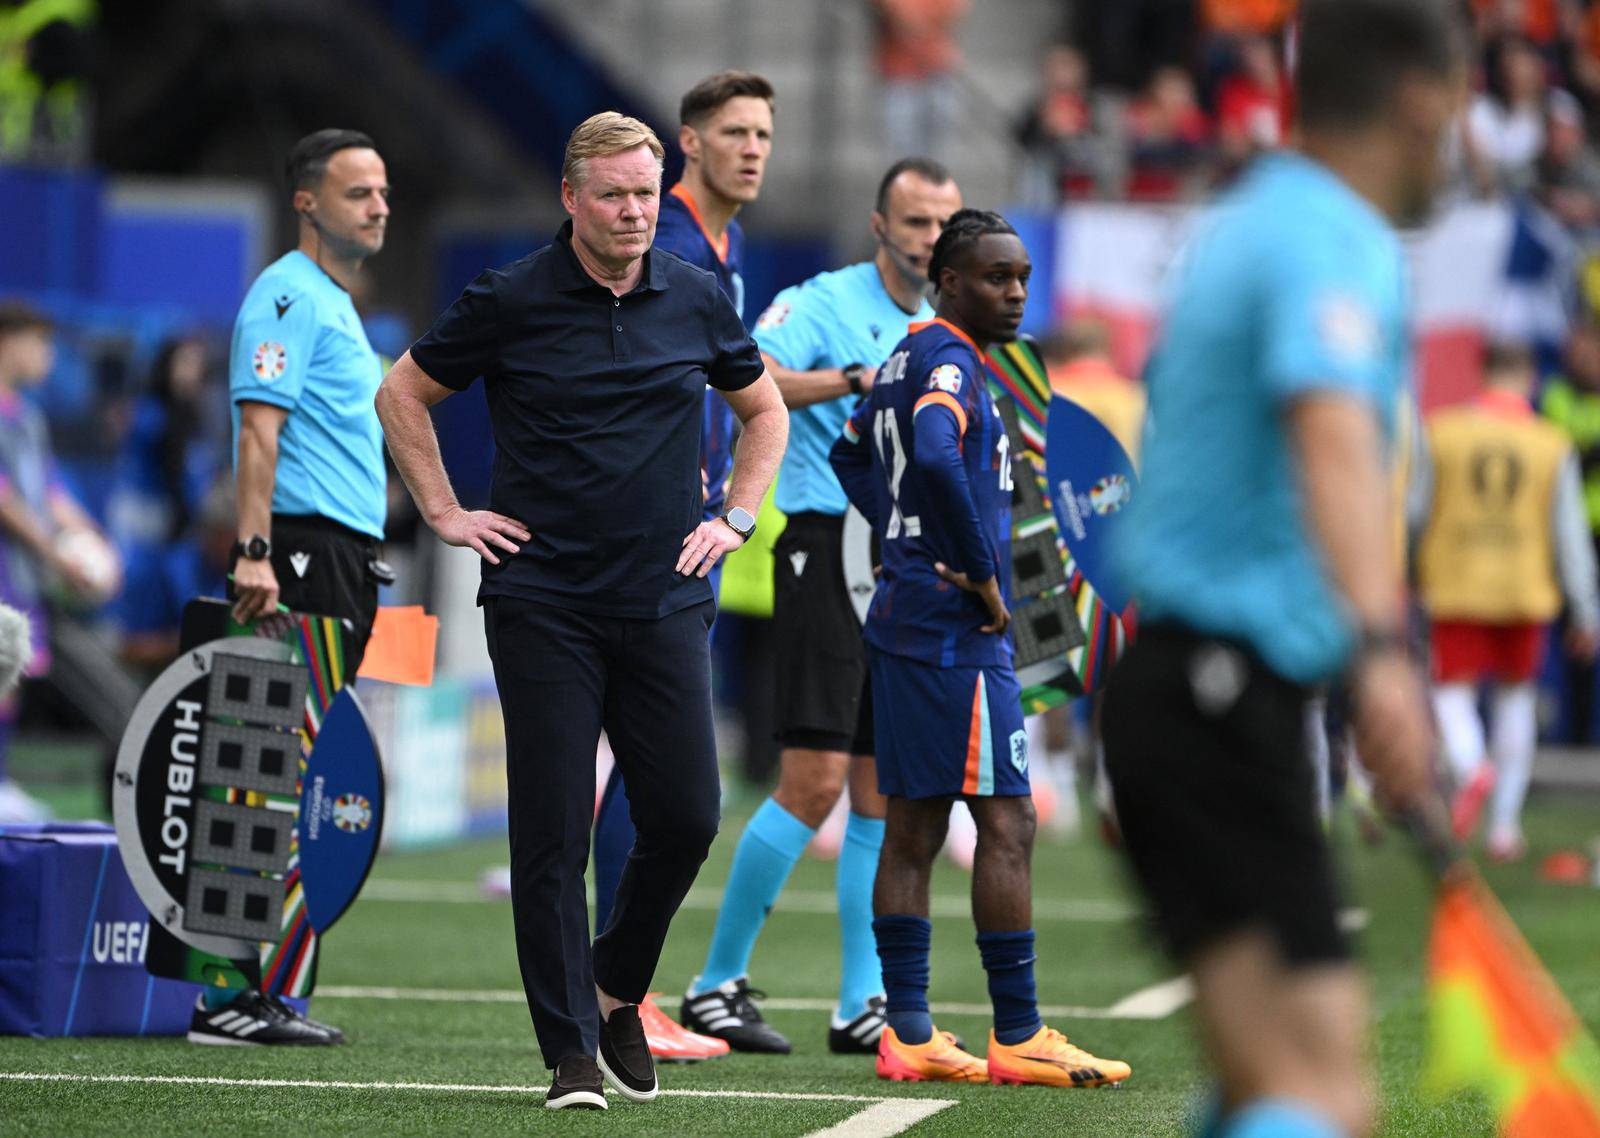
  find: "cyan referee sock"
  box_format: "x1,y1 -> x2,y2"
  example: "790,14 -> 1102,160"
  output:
695,797 -> 814,993
977,929 -> 1043,1045
1221,1100 -> 1344,1138
835,812 -> 885,1021
874,914 -> 933,1045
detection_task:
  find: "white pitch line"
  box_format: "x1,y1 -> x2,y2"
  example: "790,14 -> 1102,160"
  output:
1104,976 -> 1194,1020
360,880 -> 1137,922
0,1072 -> 952,1109
804,1098 -> 958,1136
315,978 -> 1192,1021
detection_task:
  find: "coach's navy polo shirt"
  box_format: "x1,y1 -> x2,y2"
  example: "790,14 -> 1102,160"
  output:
409,220 -> 765,618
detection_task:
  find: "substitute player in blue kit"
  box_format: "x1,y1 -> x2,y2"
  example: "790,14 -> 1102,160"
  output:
680,159 -> 963,1056
1101,3 -> 1461,1135
830,209 -> 1131,1088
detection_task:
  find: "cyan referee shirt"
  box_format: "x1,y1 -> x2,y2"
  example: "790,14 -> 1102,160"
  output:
228,251 -> 387,539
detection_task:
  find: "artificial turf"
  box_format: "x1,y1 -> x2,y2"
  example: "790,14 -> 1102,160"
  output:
3,779 -> 1597,1135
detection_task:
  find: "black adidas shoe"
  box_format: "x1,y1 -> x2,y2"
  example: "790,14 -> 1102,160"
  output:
828,994 -> 887,1054
546,1055 -> 607,1110
264,992 -> 346,1044
597,1005 -> 658,1102
185,990 -> 336,1046
680,977 -> 792,1055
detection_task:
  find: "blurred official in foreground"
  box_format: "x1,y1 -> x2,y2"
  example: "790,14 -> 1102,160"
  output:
376,113 -> 787,1111
1102,3 -> 1464,1136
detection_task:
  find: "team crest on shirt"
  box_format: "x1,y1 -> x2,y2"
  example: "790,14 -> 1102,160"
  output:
928,364 -> 963,395
252,341 -> 287,381
1008,730 -> 1028,774
756,301 -> 791,330
1316,292 -> 1379,365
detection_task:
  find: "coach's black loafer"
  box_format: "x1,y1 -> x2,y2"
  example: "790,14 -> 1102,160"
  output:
546,1055 -> 607,1110
598,1004 -> 659,1102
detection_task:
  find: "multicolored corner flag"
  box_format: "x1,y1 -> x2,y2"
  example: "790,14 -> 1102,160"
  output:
1425,872 -> 1600,1137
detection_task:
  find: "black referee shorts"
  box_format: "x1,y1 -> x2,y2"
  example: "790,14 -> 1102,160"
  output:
1101,624 -> 1351,969
772,512 -> 873,755
267,513 -> 382,671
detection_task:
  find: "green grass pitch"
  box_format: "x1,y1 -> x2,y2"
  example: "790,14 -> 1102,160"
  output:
3,782 -> 1597,1135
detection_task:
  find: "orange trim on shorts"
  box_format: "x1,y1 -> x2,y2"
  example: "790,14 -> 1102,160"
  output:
914,390 -> 968,437
963,681 -> 984,795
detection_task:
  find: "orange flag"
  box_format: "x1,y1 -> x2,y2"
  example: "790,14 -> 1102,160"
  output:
1425,871 -> 1600,1137
355,605 -> 438,686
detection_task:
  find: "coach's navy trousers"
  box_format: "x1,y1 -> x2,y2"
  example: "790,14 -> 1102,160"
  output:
483,595 -> 721,1068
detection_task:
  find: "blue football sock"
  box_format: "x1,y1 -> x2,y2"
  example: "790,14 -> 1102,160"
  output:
1221,1100 -> 1344,1138
835,812 -> 885,1020
977,929 -> 1043,1045
696,797 -> 814,992
592,766 -> 635,937
874,914 -> 933,1045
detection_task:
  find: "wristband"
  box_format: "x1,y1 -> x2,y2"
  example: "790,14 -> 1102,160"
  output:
842,362 -> 866,396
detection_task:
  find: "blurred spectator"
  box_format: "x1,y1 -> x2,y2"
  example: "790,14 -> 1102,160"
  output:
1537,88 -> 1600,234
0,300 -> 119,823
1470,0 -> 1566,55
1216,35 -> 1288,167
1015,43 -> 1102,205
1466,36 -> 1553,194
0,0 -> 94,164
1041,318 -> 1145,460
1126,66 -> 1213,201
871,0 -> 969,160
107,336 -> 223,674
1200,0 -> 1295,37
1539,320 -> 1600,742
1073,0 -> 1199,94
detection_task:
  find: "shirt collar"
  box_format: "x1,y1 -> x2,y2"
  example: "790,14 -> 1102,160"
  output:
552,220 -> 668,294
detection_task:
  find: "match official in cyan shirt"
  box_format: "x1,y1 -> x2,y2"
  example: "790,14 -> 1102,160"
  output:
375,113 -> 787,1110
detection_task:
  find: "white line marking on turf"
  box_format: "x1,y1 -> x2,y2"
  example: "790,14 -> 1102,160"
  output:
803,1098 -> 958,1137
316,978 -> 1193,1021
0,1071 -> 952,1108
1104,976 -> 1193,1019
361,880 -> 1137,922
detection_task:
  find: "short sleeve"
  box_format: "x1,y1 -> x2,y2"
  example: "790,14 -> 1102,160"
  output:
409,270 -> 502,391
752,284 -> 828,370
706,283 -> 765,393
1261,226 -> 1396,407
231,282 -> 318,411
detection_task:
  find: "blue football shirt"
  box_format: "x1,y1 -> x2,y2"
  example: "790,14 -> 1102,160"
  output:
831,318 -> 1014,668
229,251 -> 387,539
757,261 -> 932,516
1116,152 -> 1410,683
655,184 -> 745,521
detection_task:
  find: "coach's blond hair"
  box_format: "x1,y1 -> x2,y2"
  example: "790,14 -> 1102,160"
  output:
562,112 -> 665,188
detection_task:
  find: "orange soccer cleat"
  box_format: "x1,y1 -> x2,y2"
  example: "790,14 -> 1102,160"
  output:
639,994 -> 730,1062
986,1025 -> 1132,1088
876,1025 -> 989,1083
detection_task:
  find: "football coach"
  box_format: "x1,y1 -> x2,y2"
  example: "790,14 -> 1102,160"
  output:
375,112 -> 787,1109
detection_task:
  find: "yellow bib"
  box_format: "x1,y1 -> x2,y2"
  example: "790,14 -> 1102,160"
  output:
1418,405 -> 1570,623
